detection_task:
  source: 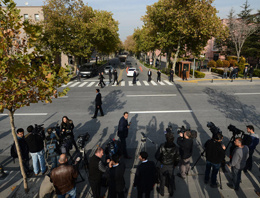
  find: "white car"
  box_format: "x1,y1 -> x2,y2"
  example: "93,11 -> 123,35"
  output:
127,67 -> 139,77
104,65 -> 114,75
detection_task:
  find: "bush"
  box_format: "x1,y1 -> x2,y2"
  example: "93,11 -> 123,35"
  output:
207,60 -> 216,68
190,69 -> 206,78
216,59 -> 223,67
161,68 -> 171,75
229,59 -> 238,66
222,60 -> 230,67
253,69 -> 260,77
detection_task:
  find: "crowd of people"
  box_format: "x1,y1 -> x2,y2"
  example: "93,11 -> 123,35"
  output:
11,115 -> 259,197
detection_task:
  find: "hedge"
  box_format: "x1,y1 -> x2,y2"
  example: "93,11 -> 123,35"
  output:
254,69 -> 260,77
190,69 -> 205,78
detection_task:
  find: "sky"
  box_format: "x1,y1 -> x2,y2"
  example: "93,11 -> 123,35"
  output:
14,0 -> 260,42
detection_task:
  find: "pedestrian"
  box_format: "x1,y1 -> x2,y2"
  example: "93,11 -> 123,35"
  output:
117,112 -> 131,159
243,125 -> 259,173
155,132 -> 180,196
147,69 -> 152,82
243,66 -> 248,79
134,151 -> 157,198
157,70 -> 161,82
100,72 -> 106,88
170,69 -> 174,82
231,66 -> 238,82
50,154 -> 79,198
109,69 -> 112,83
13,128 -> 31,176
223,67 -> 228,79
76,68 -> 81,82
182,68 -> 187,81
227,137 -> 249,191
60,116 -> 79,152
89,147 -> 109,198
204,133 -> 226,188
25,125 -> 47,176
108,154 -> 126,198
133,71 -> 137,84
177,130 -> 193,179
113,69 -> 119,85
249,65 -> 254,82
229,66 -> 233,78
92,89 -> 104,119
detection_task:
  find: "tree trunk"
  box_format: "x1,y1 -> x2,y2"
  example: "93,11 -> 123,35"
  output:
73,56 -> 78,75
8,110 -> 28,192
172,37 -> 181,73
153,51 -> 156,67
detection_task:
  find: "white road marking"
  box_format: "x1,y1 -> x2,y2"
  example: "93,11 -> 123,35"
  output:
158,81 -> 165,85
120,81 -> 125,86
234,93 -> 260,95
164,80 -> 173,85
0,113 -> 48,116
150,81 -> 157,86
126,94 -> 176,97
143,81 -> 149,86
129,110 -> 192,114
78,82 -> 88,87
61,81 -> 73,87
136,81 -> 141,86
87,82 -> 95,87
128,81 -> 133,86
69,82 -> 81,87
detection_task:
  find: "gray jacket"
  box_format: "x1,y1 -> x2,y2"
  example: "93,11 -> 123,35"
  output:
230,146 -> 249,170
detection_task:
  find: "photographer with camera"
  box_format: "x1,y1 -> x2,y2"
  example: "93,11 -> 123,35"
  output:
177,130 -> 193,179
243,125 -> 259,173
204,133 -> 226,188
50,154 -> 80,198
155,132 -> 180,196
25,125 -> 47,176
60,116 -> 79,152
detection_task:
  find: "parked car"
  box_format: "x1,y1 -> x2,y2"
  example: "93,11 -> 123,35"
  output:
79,63 -> 98,78
127,67 -> 139,77
104,65 -> 114,75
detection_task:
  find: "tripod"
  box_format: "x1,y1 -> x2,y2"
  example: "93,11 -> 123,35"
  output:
138,132 -> 156,153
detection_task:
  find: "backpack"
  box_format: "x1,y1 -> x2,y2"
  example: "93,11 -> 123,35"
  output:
10,142 -> 18,159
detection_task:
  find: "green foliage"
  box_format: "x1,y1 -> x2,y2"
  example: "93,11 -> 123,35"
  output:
190,69 -> 206,78
161,68 -> 171,75
207,60 -> 216,68
229,59 -> 238,66
211,68 -> 225,75
216,59 -> 223,67
222,60 -> 230,67
253,69 -> 260,77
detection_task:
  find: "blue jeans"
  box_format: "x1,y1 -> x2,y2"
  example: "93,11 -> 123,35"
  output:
57,187 -> 76,198
30,149 -> 46,174
231,167 -> 242,190
223,72 -> 227,79
204,161 -> 221,185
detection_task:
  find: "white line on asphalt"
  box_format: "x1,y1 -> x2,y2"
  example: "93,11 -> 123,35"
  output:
150,81 -> 157,86
158,81 -> 165,85
78,82 -> 88,87
0,113 -> 48,116
61,81 -> 73,87
126,94 -> 177,97
163,80 -> 173,85
95,83 -> 99,87
143,81 -> 149,86
128,81 -> 133,86
69,82 -> 81,87
120,81 -> 125,86
129,110 -> 192,114
136,81 -> 141,86
234,93 -> 260,95
87,82 -> 95,87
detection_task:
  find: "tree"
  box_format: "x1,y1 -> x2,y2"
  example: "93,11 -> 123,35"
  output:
142,0 -> 227,71
124,35 -> 136,54
208,60 -> 216,68
227,6 -> 259,62
222,60 -> 230,67
0,0 -> 70,191
216,59 -> 223,67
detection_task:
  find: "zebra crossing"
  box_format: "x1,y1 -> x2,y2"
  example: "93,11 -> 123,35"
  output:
62,80 -> 174,88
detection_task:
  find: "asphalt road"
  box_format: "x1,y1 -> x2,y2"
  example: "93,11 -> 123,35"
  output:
0,56 -> 260,197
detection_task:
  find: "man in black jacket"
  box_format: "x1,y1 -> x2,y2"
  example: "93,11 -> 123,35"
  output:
15,128 -> 30,176
25,125 -> 47,176
117,112 -> 131,159
204,133 -> 226,188
113,69 -> 119,85
134,151 -> 156,198
169,69 -> 174,82
108,154 -> 125,198
155,132 -> 180,196
177,130 -> 193,179
89,147 -> 108,198
249,65 -> 254,82
92,89 -> 104,119
147,69 -> 152,82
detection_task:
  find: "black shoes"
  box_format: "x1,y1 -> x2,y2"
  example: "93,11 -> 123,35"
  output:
91,116 -> 96,119
227,183 -> 239,191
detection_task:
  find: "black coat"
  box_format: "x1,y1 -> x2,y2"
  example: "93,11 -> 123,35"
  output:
134,160 -> 156,191
113,71 -> 118,79
177,137 -> 193,159
17,136 -> 29,160
95,92 -> 102,107
109,163 -> 126,193
25,133 -> 44,153
204,139 -> 225,164
117,116 -> 128,138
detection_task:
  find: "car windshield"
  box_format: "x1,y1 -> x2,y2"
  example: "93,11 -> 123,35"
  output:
128,68 -> 135,71
105,66 -> 111,69
80,66 -> 92,71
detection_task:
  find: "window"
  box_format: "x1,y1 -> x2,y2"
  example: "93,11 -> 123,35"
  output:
35,14 -> 39,21
24,14 -> 28,21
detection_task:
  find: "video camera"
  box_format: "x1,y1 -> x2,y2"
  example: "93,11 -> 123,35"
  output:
227,124 -> 244,136
207,122 -> 222,136
165,125 -> 173,134
76,133 -> 90,150
60,135 -> 74,154
28,124 -> 45,138
177,125 -> 197,139
105,138 -> 121,159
